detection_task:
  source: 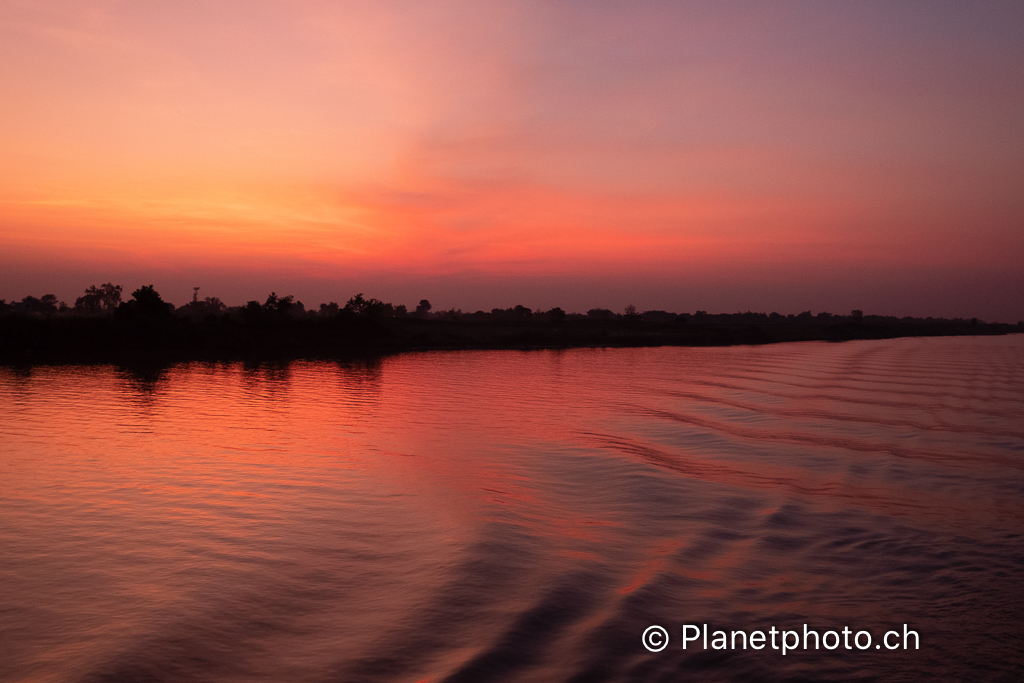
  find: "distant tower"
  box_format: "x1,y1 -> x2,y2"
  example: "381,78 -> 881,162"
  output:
193,287 -> 200,304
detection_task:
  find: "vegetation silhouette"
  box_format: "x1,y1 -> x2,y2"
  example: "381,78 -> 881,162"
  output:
342,293 -> 388,320
177,287 -> 226,318
75,283 -> 122,314
1,282 -> 1020,364
117,285 -> 173,319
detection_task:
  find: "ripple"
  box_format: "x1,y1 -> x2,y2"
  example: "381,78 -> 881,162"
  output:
1,336 -> 1022,682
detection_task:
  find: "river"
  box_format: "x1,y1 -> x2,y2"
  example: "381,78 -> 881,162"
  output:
2,336 -> 1022,682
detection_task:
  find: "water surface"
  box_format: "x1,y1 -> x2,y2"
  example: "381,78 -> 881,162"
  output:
2,336 -> 1022,682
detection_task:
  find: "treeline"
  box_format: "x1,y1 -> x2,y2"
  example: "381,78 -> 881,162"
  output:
3,283 -> 1012,326
2,285 -> 546,322
1,283 -> 1020,363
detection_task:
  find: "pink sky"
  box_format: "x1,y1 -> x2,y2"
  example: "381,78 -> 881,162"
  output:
1,1 -> 1022,320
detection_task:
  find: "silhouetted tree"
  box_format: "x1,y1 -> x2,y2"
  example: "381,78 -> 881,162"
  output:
178,288 -> 226,317
622,304 -> 641,326
41,294 -> 60,313
101,283 -> 122,310
75,283 -> 122,314
118,285 -> 172,318
20,294 -> 60,314
74,292 -> 99,314
203,297 -> 226,313
415,299 -> 432,317
587,308 -> 615,320
512,305 -> 532,319
344,293 -> 386,319
319,302 -> 340,316
263,292 -> 295,315
19,295 -> 39,313
850,309 -> 864,323
242,300 -> 264,322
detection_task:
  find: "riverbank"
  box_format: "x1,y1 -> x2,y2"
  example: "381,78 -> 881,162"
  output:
1,312 -> 1018,365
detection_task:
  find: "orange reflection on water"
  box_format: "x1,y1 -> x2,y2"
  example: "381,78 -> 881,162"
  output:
1,337 -> 1023,682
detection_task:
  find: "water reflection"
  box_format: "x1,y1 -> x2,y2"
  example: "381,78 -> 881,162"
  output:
240,360 -> 294,400
0,336 -> 1021,682
334,358 -> 384,399
116,363 -> 171,409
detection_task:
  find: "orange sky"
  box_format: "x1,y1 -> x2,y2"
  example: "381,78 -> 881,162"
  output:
1,1 -> 1022,319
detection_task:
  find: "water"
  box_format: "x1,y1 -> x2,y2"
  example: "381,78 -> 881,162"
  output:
1,336 -> 1022,682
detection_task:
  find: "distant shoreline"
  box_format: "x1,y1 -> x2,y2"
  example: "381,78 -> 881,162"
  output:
1,313 -> 1018,366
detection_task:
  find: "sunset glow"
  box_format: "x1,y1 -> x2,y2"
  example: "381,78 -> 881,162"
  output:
2,1 -> 1022,319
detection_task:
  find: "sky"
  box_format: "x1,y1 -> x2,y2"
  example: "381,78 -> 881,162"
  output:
1,0 -> 1022,320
